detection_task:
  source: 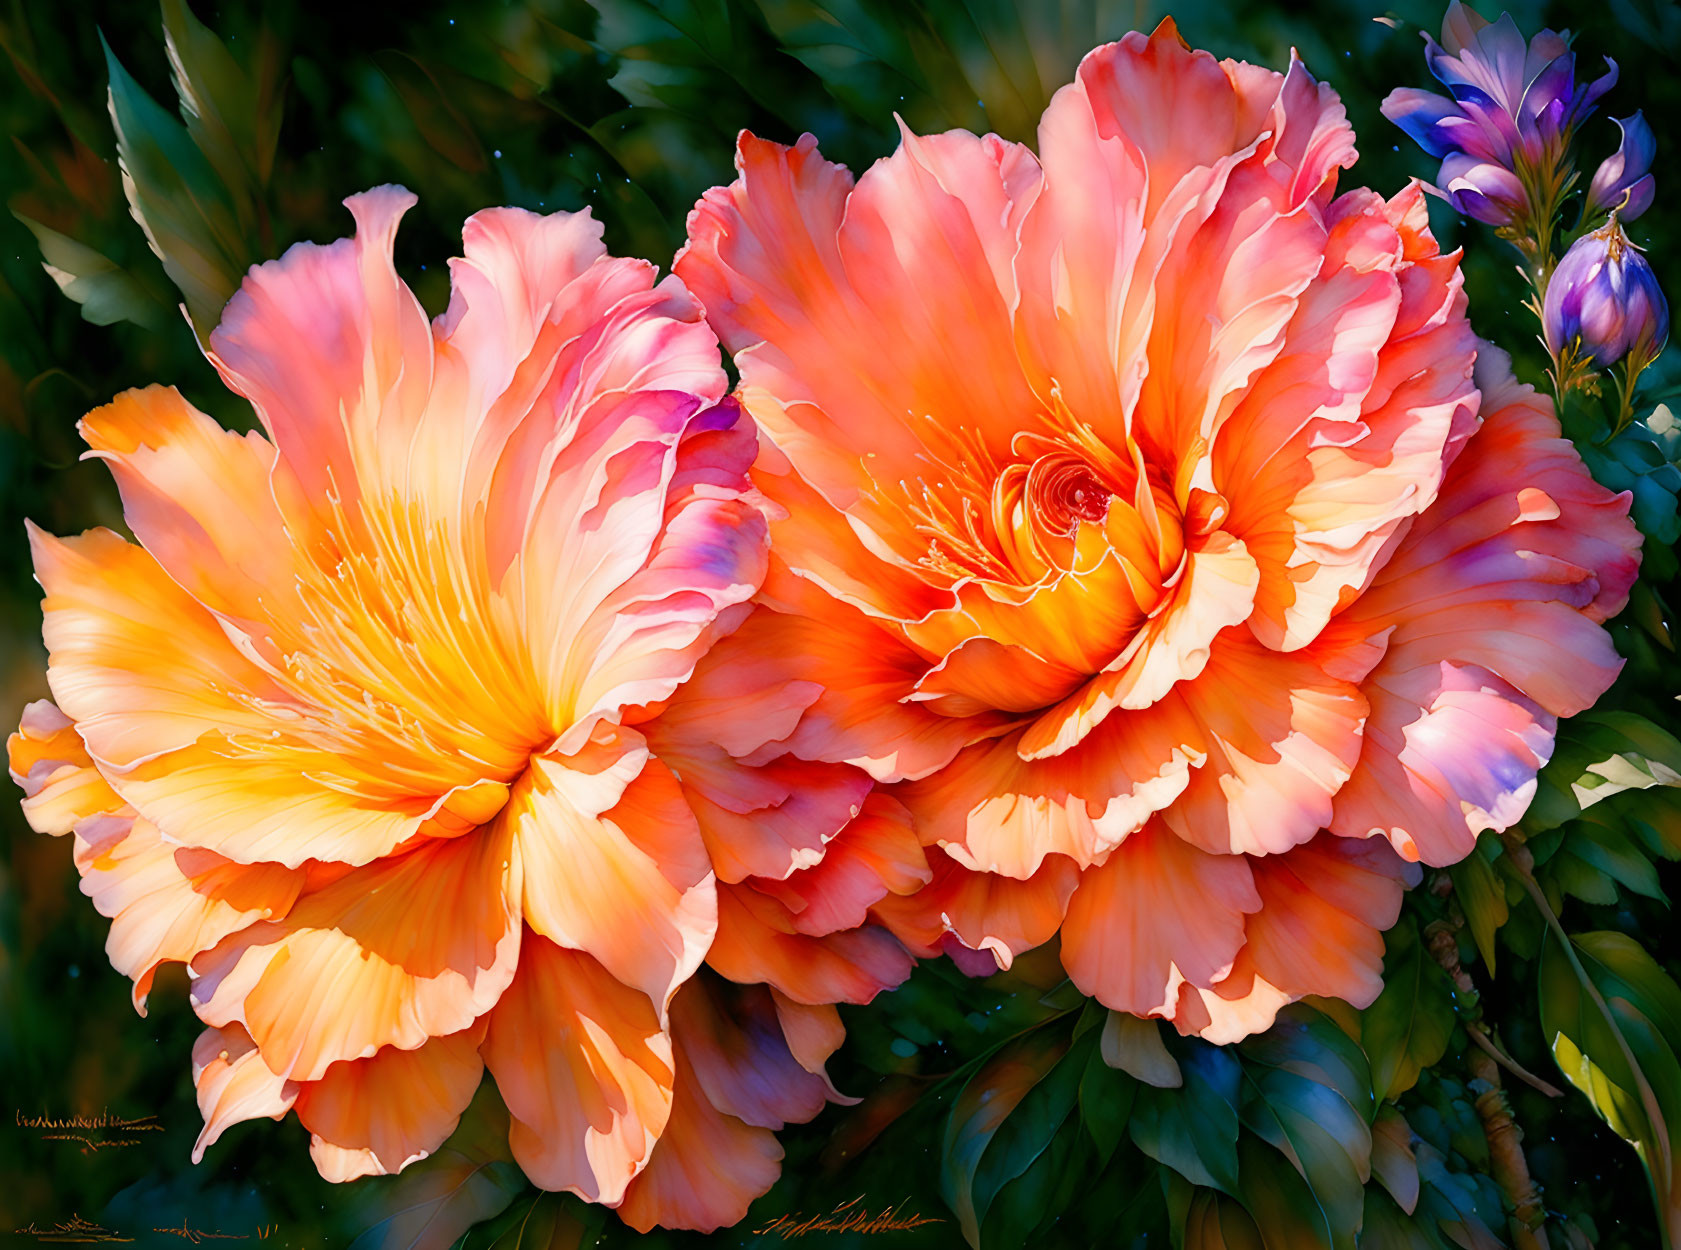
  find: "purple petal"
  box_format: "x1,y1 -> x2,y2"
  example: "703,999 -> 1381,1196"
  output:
1587,113 -> 1657,220
1382,87 -> 1469,159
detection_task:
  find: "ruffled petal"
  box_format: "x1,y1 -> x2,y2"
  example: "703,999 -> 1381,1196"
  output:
871,846 -> 1077,969
670,976 -> 836,1130
676,128 -> 1040,519
79,385 -> 301,632
750,794 -> 930,935
189,820 -> 521,1082
77,819 -> 304,1014
511,744 -> 716,1016
903,694 -> 1210,878
616,1042 -> 783,1234
708,883 -> 912,1006
1330,351 -> 1639,863
31,527 -> 469,868
208,186 -> 432,537
1158,628 -> 1370,856
191,1023 -> 298,1162
296,1025 -> 486,1182
8,699 -> 122,837
480,936 -> 674,1204
1060,822 -> 1261,1019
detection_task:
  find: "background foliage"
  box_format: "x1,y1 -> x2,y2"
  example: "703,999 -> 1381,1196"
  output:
2,1 -> 1680,1247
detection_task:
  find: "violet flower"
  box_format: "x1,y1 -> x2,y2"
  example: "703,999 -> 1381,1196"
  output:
1383,1 -> 1616,228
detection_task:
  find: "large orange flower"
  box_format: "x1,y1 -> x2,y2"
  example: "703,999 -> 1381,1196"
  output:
7,188 -> 915,1231
675,22 -> 1643,1041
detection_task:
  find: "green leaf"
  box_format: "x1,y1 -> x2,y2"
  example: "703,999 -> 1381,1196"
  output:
13,211 -> 168,329
1369,1108 -> 1420,1217
1077,1033 -> 1135,1166
1237,1062 -> 1370,1249
750,0 -> 1133,145
1130,1036 -> 1242,1196
1567,809 -> 1668,902
1100,1010 -> 1182,1087
940,1027 -> 1084,1247
1448,838 -> 1507,975
1411,1141 -> 1507,1250
1360,918 -> 1455,1103
1577,409 -> 1681,578
103,31 -> 251,337
1240,1004 -> 1374,1122
1234,1134 -> 1338,1250
1358,1188 -> 1442,1249
349,1085 -> 527,1250
1540,929 -> 1681,1248
161,0 -> 284,200
1532,709 -> 1681,831
1182,1187 -> 1265,1250
464,1192 -> 602,1250
977,1102 -> 1090,1249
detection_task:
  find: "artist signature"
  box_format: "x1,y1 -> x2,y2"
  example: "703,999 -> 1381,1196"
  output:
15,1109 -> 164,1153
12,1215 -> 280,1244
12,1214 -> 133,1243
754,1196 -> 945,1239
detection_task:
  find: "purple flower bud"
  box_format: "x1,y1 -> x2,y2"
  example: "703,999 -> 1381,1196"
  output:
1586,113 -> 1656,222
1544,220 -> 1670,368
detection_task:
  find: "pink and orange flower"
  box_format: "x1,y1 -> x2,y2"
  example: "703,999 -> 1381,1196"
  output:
674,21 -> 1642,1042
7,189 -> 918,1231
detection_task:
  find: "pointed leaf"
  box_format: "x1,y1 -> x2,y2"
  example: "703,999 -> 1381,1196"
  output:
13,211 -> 168,329
1448,839 -> 1507,975
1370,1108 -> 1420,1216
1101,1010 -> 1182,1088
941,1027 -> 1082,1247
1541,930 -> 1681,1247
103,32 -> 250,335
1130,1038 -> 1242,1196
1361,918 -> 1454,1102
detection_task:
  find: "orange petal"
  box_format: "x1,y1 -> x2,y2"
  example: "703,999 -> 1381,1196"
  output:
30,527 -> 453,868
80,385 -> 306,636
190,820 -> 521,1082
1060,822 -> 1260,1018
872,845 -> 1077,969
511,747 -> 715,1016
645,625 -> 872,884
1242,836 -> 1415,1003
7,700 -> 122,837
540,397 -> 767,739
295,1025 -> 486,1182
1158,628 -> 1369,856
616,1042 -> 783,1234
76,819 -> 303,1014
1221,185 -> 1475,651
1019,534 -> 1259,759
670,976 -> 835,1130
208,186 -> 431,537
676,128 -> 1040,517
770,990 -> 851,1100
715,603 -> 1005,784
481,936 -> 674,1204
708,884 -> 912,1006
752,793 -> 930,935
902,696 -> 1208,878
191,1023 -> 298,1162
